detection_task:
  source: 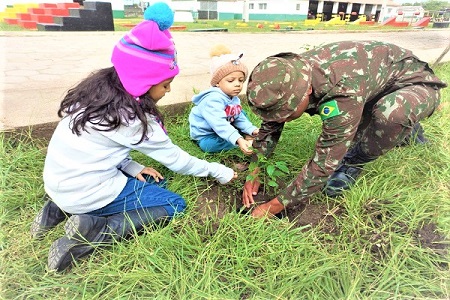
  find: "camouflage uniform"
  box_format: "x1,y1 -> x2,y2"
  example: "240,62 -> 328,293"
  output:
247,41 -> 447,207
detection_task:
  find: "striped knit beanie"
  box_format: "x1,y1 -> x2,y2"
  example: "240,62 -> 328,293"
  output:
111,2 -> 179,98
210,44 -> 248,86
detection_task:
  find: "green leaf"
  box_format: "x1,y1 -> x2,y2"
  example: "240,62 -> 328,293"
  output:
273,170 -> 284,177
266,165 -> 275,177
268,180 -> 278,187
275,161 -> 290,173
248,162 -> 258,172
257,153 -> 268,163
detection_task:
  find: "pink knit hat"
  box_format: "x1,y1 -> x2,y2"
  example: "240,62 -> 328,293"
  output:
111,2 -> 179,97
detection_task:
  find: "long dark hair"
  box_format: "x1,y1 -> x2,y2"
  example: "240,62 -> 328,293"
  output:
58,67 -> 164,144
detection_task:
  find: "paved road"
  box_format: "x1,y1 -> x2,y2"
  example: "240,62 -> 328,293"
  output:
1,29 -> 450,130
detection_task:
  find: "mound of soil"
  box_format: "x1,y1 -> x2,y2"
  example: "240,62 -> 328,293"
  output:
193,183 -> 448,260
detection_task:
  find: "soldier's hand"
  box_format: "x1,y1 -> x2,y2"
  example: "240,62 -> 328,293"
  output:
251,198 -> 285,218
242,177 -> 260,208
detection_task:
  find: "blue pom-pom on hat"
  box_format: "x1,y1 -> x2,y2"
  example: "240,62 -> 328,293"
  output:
144,2 -> 174,31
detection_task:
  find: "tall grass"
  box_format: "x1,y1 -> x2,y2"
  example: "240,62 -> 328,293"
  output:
1,64 -> 449,299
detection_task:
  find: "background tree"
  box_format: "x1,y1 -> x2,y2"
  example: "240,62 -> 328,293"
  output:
402,0 -> 450,11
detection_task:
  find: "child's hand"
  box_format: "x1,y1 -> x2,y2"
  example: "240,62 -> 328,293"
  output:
237,138 -> 253,155
136,167 -> 164,183
229,171 -> 238,182
252,128 -> 259,137
218,169 -> 238,184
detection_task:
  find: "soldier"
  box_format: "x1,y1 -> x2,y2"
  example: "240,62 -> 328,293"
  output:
243,40 -> 447,218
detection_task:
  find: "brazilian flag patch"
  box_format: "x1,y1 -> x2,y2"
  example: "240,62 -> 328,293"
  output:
319,100 -> 341,120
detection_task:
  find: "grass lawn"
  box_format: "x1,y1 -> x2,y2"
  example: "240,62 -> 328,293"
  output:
116,19 -> 437,32
1,15 -> 449,297
0,18 -> 439,32
1,61 -> 449,299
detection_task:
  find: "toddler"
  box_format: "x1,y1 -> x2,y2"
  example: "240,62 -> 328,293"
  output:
189,45 -> 259,154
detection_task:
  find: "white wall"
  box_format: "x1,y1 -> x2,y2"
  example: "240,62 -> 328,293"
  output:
135,0 -> 198,22
248,0 -> 309,17
219,1 -> 244,14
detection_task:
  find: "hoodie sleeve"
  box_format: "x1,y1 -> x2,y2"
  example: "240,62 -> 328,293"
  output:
117,156 -> 145,177
103,117 -> 235,184
232,111 -> 258,135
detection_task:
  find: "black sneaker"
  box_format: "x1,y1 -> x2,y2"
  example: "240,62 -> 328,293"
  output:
31,195 -> 69,239
47,214 -> 107,272
324,164 -> 363,197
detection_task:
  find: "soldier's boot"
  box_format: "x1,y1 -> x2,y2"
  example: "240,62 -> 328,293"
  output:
31,194 -> 70,239
398,122 -> 428,146
47,206 -> 169,272
325,143 -> 376,198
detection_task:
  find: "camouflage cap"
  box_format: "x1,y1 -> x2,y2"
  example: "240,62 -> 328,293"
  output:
247,53 -> 312,122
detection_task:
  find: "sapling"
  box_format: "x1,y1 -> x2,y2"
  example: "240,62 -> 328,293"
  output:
246,151 -> 289,195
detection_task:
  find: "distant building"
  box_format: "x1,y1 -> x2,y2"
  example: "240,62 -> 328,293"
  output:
2,0 -> 407,22
141,0 -> 402,22
379,5 -> 425,22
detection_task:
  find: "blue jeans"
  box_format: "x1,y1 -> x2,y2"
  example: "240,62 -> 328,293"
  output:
198,134 -> 237,153
196,110 -> 253,153
88,175 -> 186,218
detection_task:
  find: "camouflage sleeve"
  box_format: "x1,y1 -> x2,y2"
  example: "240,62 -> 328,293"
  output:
277,97 -> 364,206
252,121 -> 285,158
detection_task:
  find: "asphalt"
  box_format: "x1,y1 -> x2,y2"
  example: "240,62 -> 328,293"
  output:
1,29 -> 450,132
